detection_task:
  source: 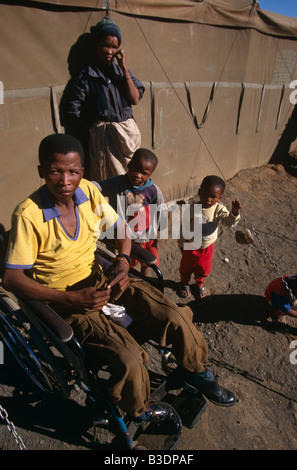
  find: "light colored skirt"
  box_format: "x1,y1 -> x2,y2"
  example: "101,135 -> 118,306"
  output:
89,118 -> 141,180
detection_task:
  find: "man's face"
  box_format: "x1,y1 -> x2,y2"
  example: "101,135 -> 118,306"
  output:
38,151 -> 84,203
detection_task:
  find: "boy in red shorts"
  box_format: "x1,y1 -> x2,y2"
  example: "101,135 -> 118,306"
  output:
178,175 -> 241,299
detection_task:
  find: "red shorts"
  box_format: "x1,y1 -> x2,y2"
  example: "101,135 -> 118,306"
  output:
179,243 -> 214,286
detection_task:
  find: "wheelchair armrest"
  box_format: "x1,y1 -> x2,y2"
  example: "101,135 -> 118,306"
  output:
130,242 -> 157,265
97,239 -> 164,292
99,240 -> 157,266
21,299 -> 74,343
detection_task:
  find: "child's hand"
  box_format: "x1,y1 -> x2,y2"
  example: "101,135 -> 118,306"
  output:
232,199 -> 241,216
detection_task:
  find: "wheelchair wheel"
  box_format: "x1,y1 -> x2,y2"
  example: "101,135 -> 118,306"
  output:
0,293 -> 70,399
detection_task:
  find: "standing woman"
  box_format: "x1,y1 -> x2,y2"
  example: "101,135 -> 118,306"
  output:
60,17 -> 145,180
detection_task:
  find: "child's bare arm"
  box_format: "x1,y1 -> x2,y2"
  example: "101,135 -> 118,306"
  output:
288,306 -> 297,318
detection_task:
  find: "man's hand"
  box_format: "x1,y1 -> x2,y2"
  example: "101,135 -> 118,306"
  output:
106,259 -> 130,292
66,286 -> 111,310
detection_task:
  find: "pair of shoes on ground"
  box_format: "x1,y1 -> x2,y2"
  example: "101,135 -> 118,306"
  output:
134,368 -> 236,435
177,283 -> 206,299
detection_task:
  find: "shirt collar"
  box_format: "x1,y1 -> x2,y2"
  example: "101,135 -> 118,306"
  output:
87,63 -> 120,80
132,178 -> 153,191
123,174 -> 154,191
39,184 -> 89,222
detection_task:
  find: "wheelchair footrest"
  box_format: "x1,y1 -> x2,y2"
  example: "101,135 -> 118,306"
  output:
150,369 -> 207,430
125,369 -> 207,449
168,390 -> 207,429
126,415 -> 182,450
151,386 -> 207,430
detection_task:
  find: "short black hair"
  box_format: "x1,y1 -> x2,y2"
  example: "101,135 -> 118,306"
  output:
130,148 -> 158,170
200,175 -> 226,194
38,134 -> 84,167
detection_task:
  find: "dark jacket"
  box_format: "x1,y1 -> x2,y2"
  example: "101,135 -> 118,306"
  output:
60,63 -> 145,131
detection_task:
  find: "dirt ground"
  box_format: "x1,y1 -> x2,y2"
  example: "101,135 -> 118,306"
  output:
1,152 -> 297,452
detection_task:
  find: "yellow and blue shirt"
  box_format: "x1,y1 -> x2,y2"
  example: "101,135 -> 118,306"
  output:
4,179 -> 119,291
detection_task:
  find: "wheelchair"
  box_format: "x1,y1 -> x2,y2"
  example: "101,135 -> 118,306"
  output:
0,237 -> 207,450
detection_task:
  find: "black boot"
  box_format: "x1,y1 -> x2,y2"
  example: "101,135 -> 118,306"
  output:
183,368 -> 236,407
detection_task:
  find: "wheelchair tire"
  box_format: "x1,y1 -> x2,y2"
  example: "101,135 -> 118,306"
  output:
0,293 -> 70,399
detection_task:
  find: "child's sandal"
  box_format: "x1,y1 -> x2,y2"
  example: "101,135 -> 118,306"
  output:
192,284 -> 207,299
177,284 -> 191,298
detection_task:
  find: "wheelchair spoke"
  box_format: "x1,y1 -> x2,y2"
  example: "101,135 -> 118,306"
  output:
0,295 -> 69,397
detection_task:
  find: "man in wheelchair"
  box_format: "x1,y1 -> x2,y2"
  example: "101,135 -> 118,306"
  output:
3,134 -> 235,435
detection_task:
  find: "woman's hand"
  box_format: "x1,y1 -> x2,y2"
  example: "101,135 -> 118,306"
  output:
115,49 -> 140,105
115,48 -> 127,70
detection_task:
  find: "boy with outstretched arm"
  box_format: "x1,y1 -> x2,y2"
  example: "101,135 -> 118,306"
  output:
178,175 -> 241,299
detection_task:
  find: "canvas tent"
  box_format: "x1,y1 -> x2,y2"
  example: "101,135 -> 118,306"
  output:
1,0 -> 297,228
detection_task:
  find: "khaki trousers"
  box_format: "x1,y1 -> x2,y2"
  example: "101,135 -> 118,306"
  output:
55,274 -> 208,417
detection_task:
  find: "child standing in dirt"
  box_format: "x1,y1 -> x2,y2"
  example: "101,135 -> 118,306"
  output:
178,175 -> 241,299
97,148 -> 164,276
265,275 -> 297,324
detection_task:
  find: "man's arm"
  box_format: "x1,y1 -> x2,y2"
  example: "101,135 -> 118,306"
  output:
114,218 -> 132,257
105,219 -> 131,292
3,268 -> 111,310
